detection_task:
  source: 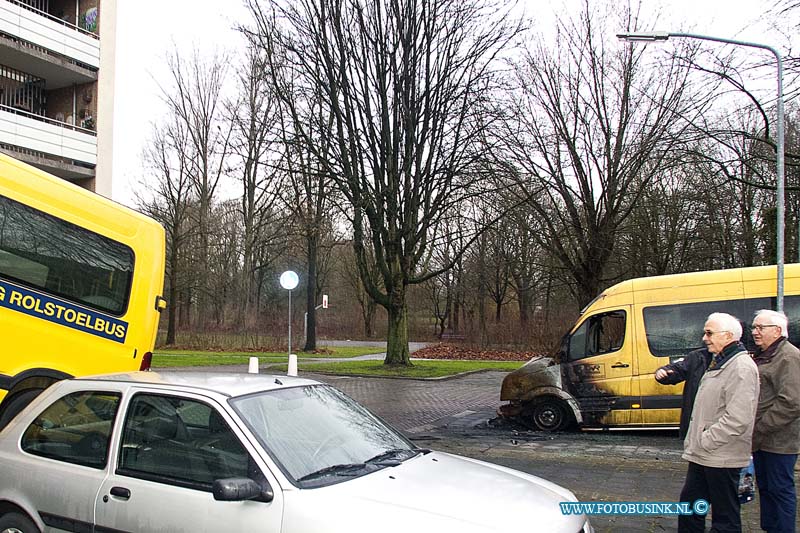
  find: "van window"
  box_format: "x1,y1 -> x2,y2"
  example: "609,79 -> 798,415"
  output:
0,194 -> 134,315
642,296 -> 800,357
568,310 -> 626,361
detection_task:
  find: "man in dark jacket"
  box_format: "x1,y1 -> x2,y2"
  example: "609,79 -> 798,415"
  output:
655,347 -> 712,440
751,309 -> 800,533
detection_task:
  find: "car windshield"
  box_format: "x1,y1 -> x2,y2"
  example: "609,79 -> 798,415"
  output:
230,385 -> 418,488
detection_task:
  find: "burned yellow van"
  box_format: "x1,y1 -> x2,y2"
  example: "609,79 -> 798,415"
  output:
499,264 -> 800,431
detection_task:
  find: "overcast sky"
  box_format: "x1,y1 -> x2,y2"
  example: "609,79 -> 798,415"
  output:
110,0 -> 778,205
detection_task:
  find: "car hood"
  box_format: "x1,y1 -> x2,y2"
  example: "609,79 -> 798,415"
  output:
282,451 -> 587,533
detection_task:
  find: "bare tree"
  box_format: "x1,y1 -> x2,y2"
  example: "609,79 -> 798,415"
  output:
137,118 -> 195,345
161,49 -> 233,325
501,209 -> 546,325
228,44 -> 284,325
619,164 -> 701,277
245,0 -> 521,364
276,95 -> 339,351
484,222 -> 512,323
498,1 -> 699,307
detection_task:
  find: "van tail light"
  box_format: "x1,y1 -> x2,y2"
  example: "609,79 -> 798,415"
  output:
140,351 -> 153,371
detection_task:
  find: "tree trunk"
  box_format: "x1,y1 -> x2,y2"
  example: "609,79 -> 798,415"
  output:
477,233 -> 488,347
303,234 -> 318,351
385,298 -> 410,366
363,298 -> 375,338
518,296 -> 529,324
166,266 -> 178,345
453,295 -> 461,333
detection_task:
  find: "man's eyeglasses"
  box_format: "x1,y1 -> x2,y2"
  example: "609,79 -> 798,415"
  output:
751,324 -> 779,332
703,330 -> 729,337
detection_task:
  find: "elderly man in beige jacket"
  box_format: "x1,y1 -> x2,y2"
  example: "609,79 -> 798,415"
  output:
678,312 -> 759,533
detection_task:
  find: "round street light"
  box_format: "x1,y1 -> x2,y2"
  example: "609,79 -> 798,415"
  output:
280,270 -> 299,291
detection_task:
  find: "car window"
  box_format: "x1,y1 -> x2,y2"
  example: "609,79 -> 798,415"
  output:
568,310 -> 626,361
117,394 -> 256,491
21,391 -> 121,469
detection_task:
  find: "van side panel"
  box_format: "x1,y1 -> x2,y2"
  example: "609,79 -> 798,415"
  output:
634,270 -> 745,427
0,154 -> 165,404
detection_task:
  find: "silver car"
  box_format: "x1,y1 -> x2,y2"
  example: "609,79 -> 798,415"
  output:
0,372 -> 592,532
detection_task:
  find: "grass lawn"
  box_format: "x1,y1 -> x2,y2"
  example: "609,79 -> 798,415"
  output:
275,359 -> 522,378
152,345 -> 383,368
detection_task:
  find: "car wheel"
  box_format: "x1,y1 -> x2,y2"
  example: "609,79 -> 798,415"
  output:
0,511 -> 39,533
530,400 -> 569,432
0,389 -> 43,431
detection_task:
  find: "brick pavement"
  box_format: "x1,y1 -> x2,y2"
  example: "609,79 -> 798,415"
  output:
309,370 -> 505,434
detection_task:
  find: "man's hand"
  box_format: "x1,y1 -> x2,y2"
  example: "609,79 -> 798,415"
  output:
655,368 -> 673,380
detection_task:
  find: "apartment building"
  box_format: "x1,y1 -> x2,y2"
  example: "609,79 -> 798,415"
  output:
0,0 -> 115,196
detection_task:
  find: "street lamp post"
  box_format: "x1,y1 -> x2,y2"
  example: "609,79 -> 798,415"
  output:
617,31 -> 785,312
279,270 -> 299,357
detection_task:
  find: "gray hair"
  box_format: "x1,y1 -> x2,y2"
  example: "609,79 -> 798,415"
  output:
707,312 -> 743,340
754,309 -> 788,337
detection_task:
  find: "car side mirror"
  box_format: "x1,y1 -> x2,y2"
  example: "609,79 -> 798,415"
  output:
212,477 -> 273,502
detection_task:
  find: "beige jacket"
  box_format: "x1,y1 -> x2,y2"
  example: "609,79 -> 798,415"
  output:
752,339 -> 800,454
682,350 -> 759,468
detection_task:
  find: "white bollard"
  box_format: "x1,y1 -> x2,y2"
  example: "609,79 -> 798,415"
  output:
288,354 -> 298,377
248,356 -> 259,374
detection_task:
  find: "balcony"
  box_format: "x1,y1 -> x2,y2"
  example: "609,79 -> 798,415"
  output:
0,0 -> 99,71
0,104 -> 96,166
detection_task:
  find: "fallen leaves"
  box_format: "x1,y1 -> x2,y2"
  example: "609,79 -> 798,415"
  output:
412,343 -> 545,361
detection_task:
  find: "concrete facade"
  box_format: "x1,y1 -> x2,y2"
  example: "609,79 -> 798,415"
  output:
0,0 -> 114,196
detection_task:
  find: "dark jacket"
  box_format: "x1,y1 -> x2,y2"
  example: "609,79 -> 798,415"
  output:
752,337 -> 800,454
655,348 -> 712,440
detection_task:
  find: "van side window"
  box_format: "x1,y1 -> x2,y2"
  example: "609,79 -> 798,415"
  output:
644,295 -> 800,357
568,310 -> 626,361
780,295 -> 800,347
643,298 -> 760,356
0,194 -> 134,315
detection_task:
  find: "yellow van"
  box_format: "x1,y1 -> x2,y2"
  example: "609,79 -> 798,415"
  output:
500,264 -> 800,431
0,154 -> 166,428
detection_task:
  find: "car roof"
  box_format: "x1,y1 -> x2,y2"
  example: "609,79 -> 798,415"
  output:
76,371 -> 322,398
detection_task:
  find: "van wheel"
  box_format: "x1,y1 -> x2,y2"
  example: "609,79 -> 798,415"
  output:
529,400 -> 569,432
0,389 -> 43,431
0,511 -> 40,533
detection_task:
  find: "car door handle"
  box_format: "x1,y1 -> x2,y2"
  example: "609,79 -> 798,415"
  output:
110,486 -> 131,500
611,362 -> 630,368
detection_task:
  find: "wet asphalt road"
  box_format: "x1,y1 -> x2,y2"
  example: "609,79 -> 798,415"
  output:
173,363 -> 799,533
